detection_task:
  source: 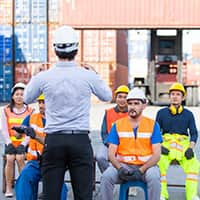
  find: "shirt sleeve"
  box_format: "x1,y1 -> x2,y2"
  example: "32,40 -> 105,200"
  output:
188,112 -> 198,143
89,72 -> 112,102
100,112 -> 108,144
151,122 -> 163,144
22,115 -> 30,126
24,73 -> 43,104
105,123 -> 119,145
1,109 -> 11,145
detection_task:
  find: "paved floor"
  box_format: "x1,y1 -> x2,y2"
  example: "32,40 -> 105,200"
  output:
0,102 -> 200,199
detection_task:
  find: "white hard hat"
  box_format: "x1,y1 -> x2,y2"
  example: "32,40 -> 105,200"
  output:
53,26 -> 79,53
126,88 -> 147,103
11,82 -> 26,95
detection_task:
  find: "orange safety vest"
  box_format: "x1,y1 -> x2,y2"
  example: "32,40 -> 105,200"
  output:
4,105 -> 33,147
106,107 -> 128,133
26,113 -> 46,161
116,116 -> 154,165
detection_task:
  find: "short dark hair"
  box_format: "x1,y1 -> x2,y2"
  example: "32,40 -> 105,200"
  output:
54,50 -> 78,60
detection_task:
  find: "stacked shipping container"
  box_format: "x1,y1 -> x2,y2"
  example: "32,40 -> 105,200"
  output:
14,0 -> 48,84
0,0 -> 13,102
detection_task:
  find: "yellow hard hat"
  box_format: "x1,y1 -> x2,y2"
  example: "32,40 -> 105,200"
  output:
115,85 -> 129,95
37,94 -> 45,101
169,83 -> 186,97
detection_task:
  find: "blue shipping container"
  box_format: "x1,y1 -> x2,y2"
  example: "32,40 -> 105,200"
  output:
0,25 -> 13,63
15,0 -> 47,24
15,24 -> 47,62
0,63 -> 13,102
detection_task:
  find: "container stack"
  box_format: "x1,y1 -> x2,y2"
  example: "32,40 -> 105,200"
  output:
14,0 -> 48,83
0,0 -> 13,102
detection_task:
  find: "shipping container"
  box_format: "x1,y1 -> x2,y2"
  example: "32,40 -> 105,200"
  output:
59,0 -> 200,28
128,30 -> 150,86
0,63 -> 13,102
15,62 -> 50,83
48,0 -> 59,23
14,24 -> 47,62
83,30 -> 116,62
0,25 -> 13,63
0,0 -> 13,24
15,0 -> 47,24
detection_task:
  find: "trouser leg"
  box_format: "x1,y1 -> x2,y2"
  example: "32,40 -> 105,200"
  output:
180,157 -> 200,200
96,144 -> 109,173
15,160 -> 41,200
144,165 -> 161,200
41,135 -> 67,200
158,155 -> 171,199
68,135 -> 93,200
61,183 -> 68,200
100,165 -> 123,200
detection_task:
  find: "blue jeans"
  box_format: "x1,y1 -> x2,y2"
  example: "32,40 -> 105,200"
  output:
15,160 -> 67,200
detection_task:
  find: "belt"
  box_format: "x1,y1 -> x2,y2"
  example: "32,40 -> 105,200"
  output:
53,130 -> 90,134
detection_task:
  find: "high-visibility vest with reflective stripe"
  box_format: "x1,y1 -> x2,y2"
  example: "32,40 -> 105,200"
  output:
4,105 -> 33,147
116,116 -> 154,165
26,113 -> 46,161
106,107 -> 128,133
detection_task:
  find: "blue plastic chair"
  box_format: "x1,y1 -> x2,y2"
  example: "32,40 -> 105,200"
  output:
119,180 -> 148,200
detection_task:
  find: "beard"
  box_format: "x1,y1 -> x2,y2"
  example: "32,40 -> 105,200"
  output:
128,109 -> 140,119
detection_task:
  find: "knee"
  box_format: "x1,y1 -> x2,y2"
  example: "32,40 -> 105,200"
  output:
96,152 -> 106,162
6,155 -> 15,167
145,167 -> 160,183
101,171 -> 111,185
16,155 -> 25,163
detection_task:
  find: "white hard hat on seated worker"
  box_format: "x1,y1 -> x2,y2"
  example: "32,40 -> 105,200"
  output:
11,82 -> 26,95
126,88 -> 147,103
53,25 -> 79,53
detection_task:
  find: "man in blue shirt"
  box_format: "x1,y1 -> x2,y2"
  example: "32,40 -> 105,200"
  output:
156,82 -> 200,200
23,26 -> 112,200
100,88 -> 162,200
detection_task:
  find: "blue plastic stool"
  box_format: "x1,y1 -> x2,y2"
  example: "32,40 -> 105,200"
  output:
119,180 -> 148,200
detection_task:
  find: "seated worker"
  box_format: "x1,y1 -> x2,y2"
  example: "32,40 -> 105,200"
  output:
100,88 -> 162,200
156,83 -> 200,200
96,85 -> 129,173
13,94 -> 68,200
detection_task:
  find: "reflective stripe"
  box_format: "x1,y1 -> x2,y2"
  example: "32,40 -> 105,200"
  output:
10,136 -> 23,142
187,173 -> 198,181
117,154 -> 152,162
28,148 -> 38,157
170,142 -> 176,148
8,118 -> 23,124
118,132 -> 134,138
176,144 -> 183,151
137,132 -> 152,138
138,155 -> 152,162
118,132 -> 151,138
161,175 -> 167,182
117,154 -> 136,161
31,124 -> 44,133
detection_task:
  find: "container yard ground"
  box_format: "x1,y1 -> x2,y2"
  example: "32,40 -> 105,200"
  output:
0,102 -> 200,199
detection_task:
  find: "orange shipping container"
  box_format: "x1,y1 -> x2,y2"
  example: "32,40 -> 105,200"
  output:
0,0 -> 13,24
59,0 -> 200,28
15,62 -> 51,84
83,30 -> 116,62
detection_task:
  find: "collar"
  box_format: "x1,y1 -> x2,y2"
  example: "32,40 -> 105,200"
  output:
55,61 -> 77,68
114,105 -> 128,113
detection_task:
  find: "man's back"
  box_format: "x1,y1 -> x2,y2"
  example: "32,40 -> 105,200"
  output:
24,61 -> 112,133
